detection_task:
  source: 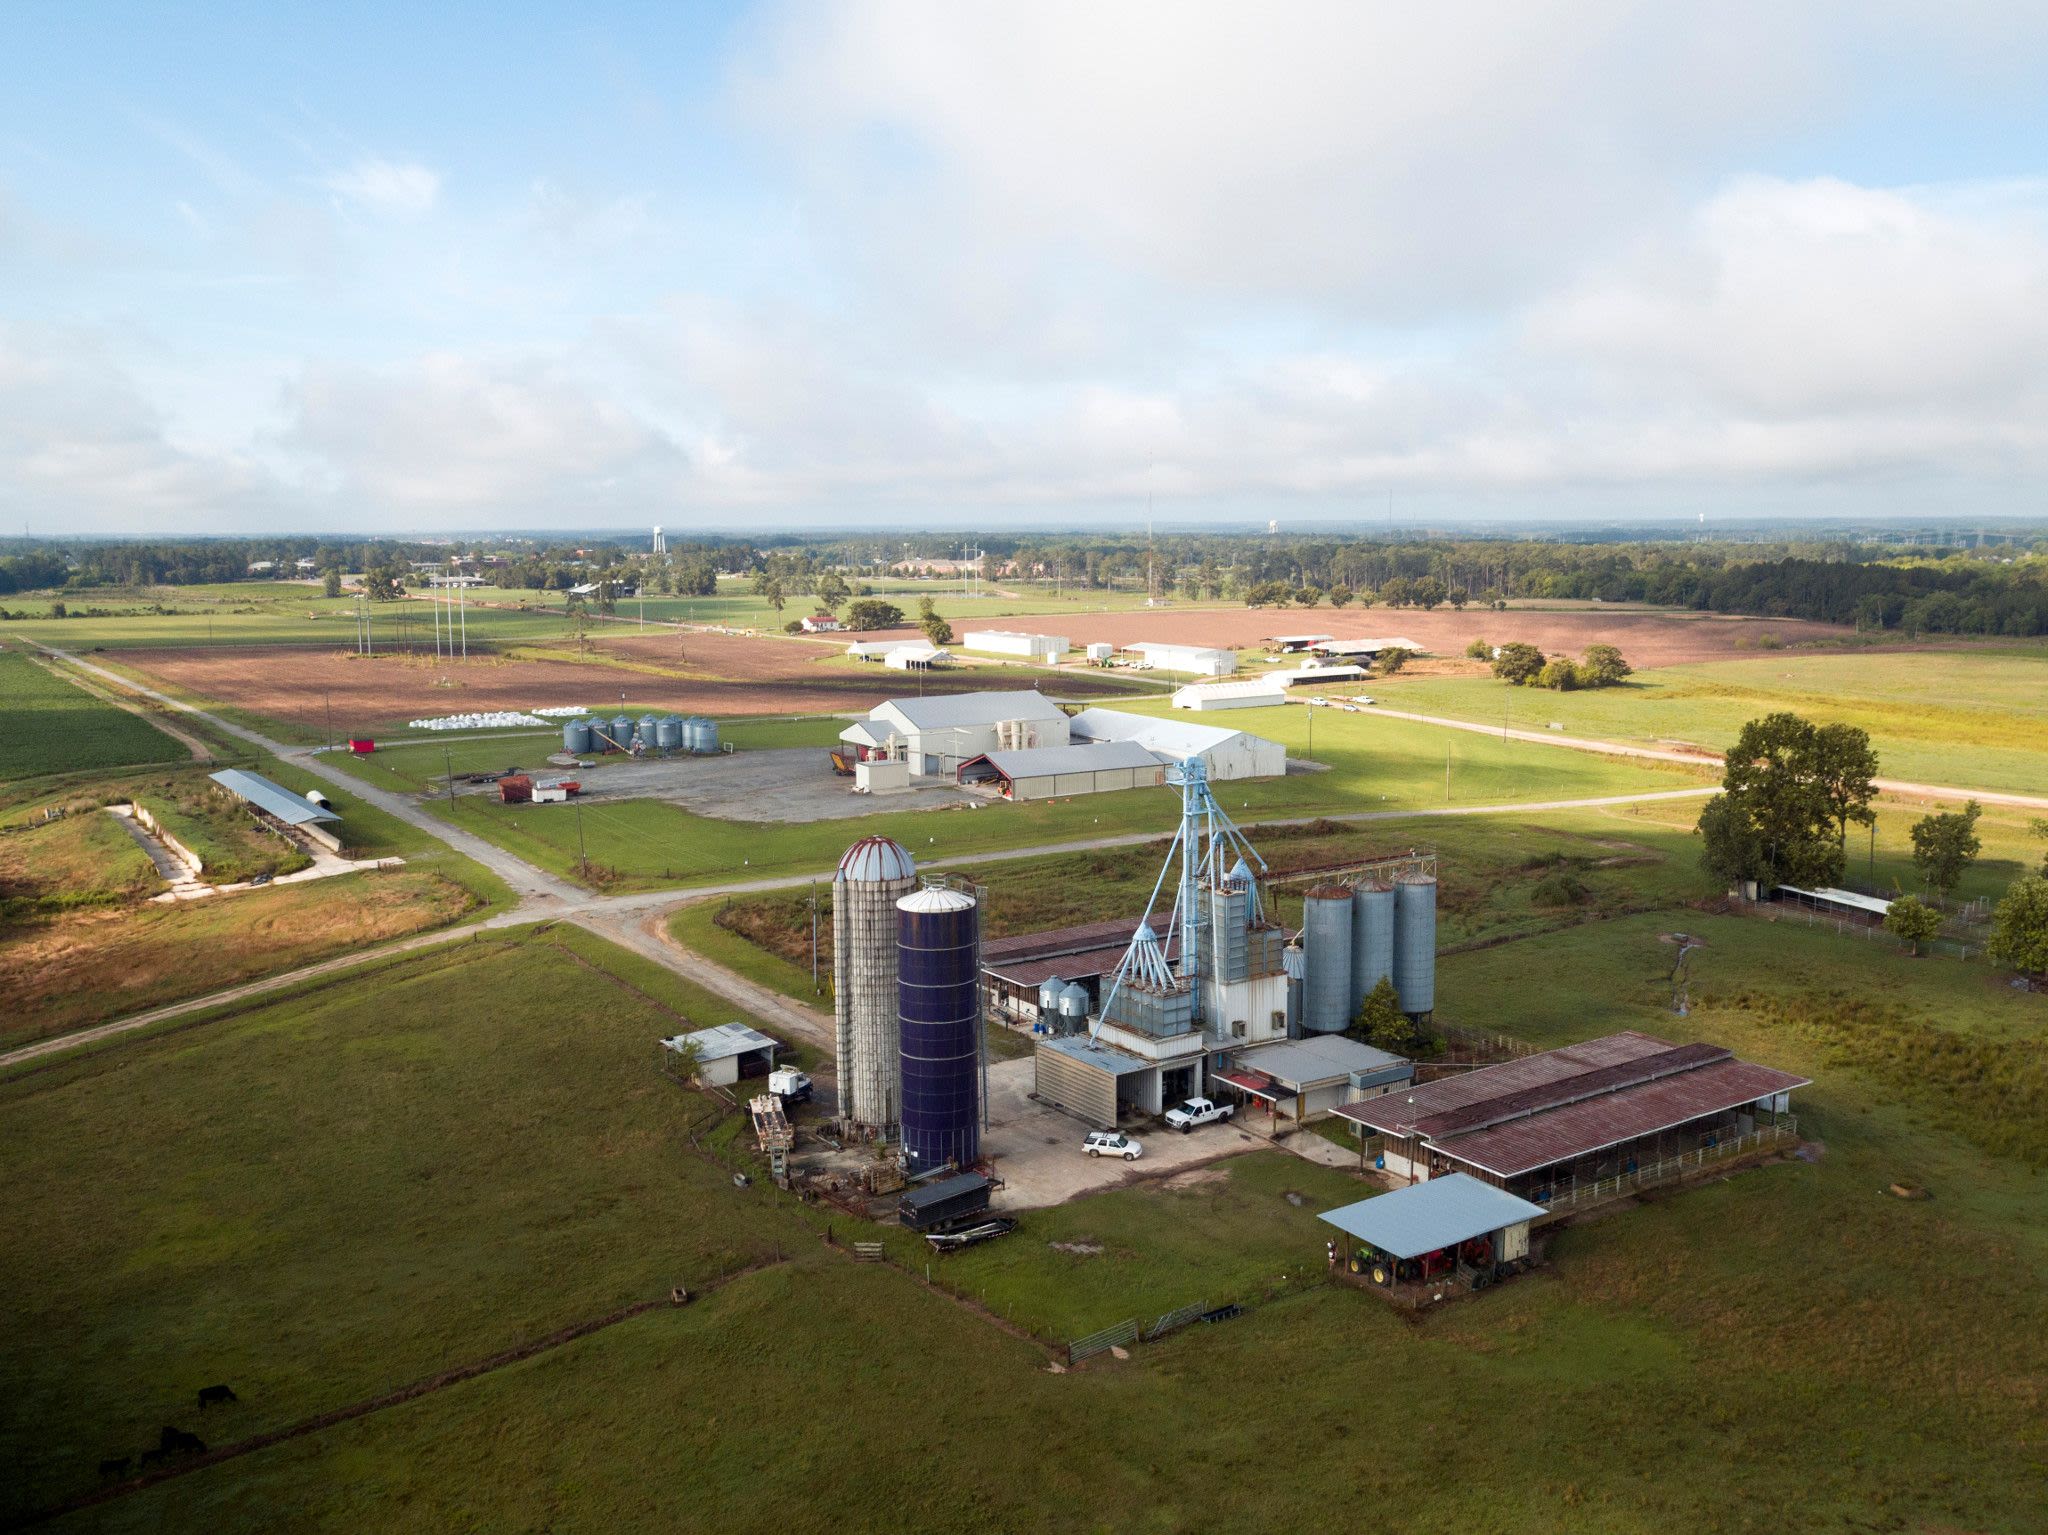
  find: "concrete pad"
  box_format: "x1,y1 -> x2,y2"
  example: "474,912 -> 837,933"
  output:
981,1057 -> 1266,1211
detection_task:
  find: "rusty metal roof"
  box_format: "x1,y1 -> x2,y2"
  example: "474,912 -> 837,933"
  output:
1340,1030 -> 1676,1136
1429,1059 -> 1810,1178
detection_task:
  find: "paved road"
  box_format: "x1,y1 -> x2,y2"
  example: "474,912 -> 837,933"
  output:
1365,704 -> 2048,811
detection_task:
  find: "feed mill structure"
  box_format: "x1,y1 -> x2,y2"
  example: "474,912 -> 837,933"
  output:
897,883 -> 986,1173
833,836 -> 919,1133
1292,857 -> 1437,1032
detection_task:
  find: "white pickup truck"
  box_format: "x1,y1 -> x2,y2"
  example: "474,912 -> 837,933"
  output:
1164,1097 -> 1237,1133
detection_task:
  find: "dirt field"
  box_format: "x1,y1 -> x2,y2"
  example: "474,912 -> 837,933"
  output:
115,637 -> 1137,733
863,606 -> 1871,667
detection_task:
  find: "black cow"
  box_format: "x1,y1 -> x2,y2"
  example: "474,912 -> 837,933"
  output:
158,1426 -> 206,1455
98,1456 -> 130,1478
197,1384 -> 238,1409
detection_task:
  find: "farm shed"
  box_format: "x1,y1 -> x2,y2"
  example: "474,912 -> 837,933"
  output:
981,916 -> 1177,1028
662,1021 -> 780,1088
208,768 -> 343,853
1265,663 -> 1369,689
845,690 -> 1070,778
1122,642 -> 1236,676
1213,1036 -> 1411,1123
961,630 -> 1069,662
846,640 -> 920,663
1033,1036 -> 1156,1130
1771,885 -> 1894,923
1334,1030 -> 1807,1204
1263,634 -> 1335,653
1308,637 -> 1425,658
884,645 -> 952,671
1320,1174 -> 1545,1284
1067,708 -> 1285,782
1171,679 -> 1286,711
957,741 -> 1165,800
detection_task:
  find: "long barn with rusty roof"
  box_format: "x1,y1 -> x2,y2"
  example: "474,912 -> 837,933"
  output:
1333,1030 -> 1807,1205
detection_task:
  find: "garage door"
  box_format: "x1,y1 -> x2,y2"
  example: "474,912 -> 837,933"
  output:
1033,1043 -> 1117,1129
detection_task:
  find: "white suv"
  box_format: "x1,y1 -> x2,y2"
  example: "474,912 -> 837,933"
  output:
1083,1131 -> 1143,1161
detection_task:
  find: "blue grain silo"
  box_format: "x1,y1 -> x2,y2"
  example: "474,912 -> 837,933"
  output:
896,886 -> 982,1172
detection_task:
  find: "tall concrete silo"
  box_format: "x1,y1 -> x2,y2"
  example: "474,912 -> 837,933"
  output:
1301,884 -> 1354,1034
832,836 -> 918,1131
1392,874 -> 1437,1018
1351,880 -> 1395,1009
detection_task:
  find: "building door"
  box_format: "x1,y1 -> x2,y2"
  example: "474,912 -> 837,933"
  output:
1161,1065 -> 1194,1105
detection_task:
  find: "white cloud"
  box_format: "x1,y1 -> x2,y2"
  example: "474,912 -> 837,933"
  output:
323,157 -> 441,216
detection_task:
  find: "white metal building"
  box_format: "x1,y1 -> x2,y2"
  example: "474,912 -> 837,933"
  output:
1067,708 -> 1285,781
1265,663 -> 1369,689
1122,641 -> 1237,676
883,645 -> 952,671
1309,636 -> 1425,658
661,1021 -> 779,1088
961,630 -> 1070,662
1213,1036 -> 1412,1123
1171,679 -> 1287,711
957,740 -> 1166,800
844,690 -> 1071,778
1084,642 -> 1116,662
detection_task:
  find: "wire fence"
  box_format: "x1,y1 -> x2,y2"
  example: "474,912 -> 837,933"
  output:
1536,1120 -> 1800,1219
1733,897 -> 1989,963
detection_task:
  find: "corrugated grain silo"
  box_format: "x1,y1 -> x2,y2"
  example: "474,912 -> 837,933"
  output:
693,718 -> 721,754
636,713 -> 659,748
655,715 -> 683,751
1057,982 -> 1091,1029
1301,884 -> 1354,1033
1351,880 -> 1396,1008
897,886 -> 982,1172
1392,874 -> 1437,1018
610,714 -> 635,753
1036,974 -> 1065,1022
832,836 -> 918,1131
562,718 -> 593,755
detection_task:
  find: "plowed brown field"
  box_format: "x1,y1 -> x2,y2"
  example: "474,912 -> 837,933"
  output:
117,634 -> 1135,732
867,606 -> 1869,667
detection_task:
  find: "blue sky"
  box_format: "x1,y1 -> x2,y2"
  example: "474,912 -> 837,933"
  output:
4,2 -> 2047,533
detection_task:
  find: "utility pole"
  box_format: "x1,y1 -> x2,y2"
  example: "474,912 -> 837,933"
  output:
575,802 -> 588,875
1445,743 -> 1451,801
458,580 -> 467,660
810,882 -> 820,993
325,692 -> 333,752
445,747 -> 456,804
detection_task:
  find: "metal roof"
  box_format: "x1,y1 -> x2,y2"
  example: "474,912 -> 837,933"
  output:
898,886 -> 976,914
963,741 -> 1162,780
1231,1036 -> 1410,1090
208,769 -> 340,826
1126,642 -> 1235,660
1319,1174 -> 1547,1259
1429,1059 -> 1810,1178
1309,636 -> 1425,656
880,689 -> 1067,729
1172,679 -> 1287,702
1777,884 -> 1894,916
838,721 -> 900,749
1341,1031 -> 1675,1136
1067,708 -> 1253,759
664,1021 -> 779,1062
1039,1037 -> 1150,1076
1267,664 -> 1369,687
901,1171 -> 991,1210
836,834 -> 915,883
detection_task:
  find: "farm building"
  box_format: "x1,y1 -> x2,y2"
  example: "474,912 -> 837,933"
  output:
1067,708 -> 1285,781
1122,641 -> 1236,676
799,613 -> 843,633
208,768 -> 343,853
1032,1036 -> 1160,1130
1266,663 -> 1369,689
1083,642 -> 1116,662
661,1021 -> 779,1087
1172,679 -> 1286,711
980,916 -> 1177,1029
957,740 -> 1166,800
1334,1030 -> 1807,1206
883,644 -> 952,671
846,640 -> 921,662
1212,1035 -> 1412,1124
1321,1174 -> 1545,1289
1309,636 -> 1424,659
961,630 -> 1069,662
1264,633 -> 1334,653
1771,885 -> 1894,923
841,690 -> 1070,778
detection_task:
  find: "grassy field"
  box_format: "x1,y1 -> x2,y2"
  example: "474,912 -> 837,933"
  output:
410,703 -> 1708,891
0,810 -> 159,914
0,647 -> 192,779
1368,646 -> 2048,793
11,900 -> 2043,1530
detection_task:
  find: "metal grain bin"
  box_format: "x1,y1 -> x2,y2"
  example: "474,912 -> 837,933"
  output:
611,715 -> 635,753
637,713 -> 659,747
696,718 -> 722,755
1351,880 -> 1396,1009
1301,884 -> 1354,1034
561,719 -> 593,755
897,886 -> 982,1172
1057,982 -> 1091,1024
1392,875 -> 1437,1017
1037,974 -> 1066,1018
655,715 -> 684,751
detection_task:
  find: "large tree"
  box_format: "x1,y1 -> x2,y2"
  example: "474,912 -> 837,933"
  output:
1882,895 -> 1943,957
1578,643 -> 1632,687
1988,874 -> 2048,979
1910,801 -> 1983,902
1698,713 -> 1876,889
1490,642 -> 1544,686
844,599 -> 904,631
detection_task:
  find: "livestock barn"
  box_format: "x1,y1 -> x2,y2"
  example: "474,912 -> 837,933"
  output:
1335,1031 -> 1807,1210
956,740 -> 1165,800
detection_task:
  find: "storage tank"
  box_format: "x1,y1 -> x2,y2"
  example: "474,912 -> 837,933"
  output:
610,714 -> 635,753
1392,875 -> 1438,1018
1057,982 -> 1091,1027
637,713 -> 659,748
305,789 -> 332,810
655,715 -> 684,751
1301,884 -> 1354,1034
1351,880 -> 1396,1009
562,719 -> 592,755
897,886 -> 982,1172
693,718 -> 722,755
1037,974 -> 1066,1020
832,836 -> 918,1132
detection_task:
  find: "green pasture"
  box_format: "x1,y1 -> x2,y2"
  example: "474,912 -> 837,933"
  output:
1370,646 -> 2048,794
419,703 -> 1709,891
17,902 -> 2046,1531
0,648 -> 191,779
